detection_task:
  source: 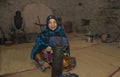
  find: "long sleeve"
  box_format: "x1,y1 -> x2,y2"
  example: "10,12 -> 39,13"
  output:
30,37 -> 41,59
30,33 -> 49,59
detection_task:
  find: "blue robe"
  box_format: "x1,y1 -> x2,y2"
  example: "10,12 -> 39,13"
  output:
30,26 -> 70,59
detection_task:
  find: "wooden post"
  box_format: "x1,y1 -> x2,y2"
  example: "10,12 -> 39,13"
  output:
52,37 -> 64,77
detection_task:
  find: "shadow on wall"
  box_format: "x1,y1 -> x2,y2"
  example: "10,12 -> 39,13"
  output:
0,0 -> 7,3
23,3 -> 53,33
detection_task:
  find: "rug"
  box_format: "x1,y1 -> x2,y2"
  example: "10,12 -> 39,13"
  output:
0,43 -> 36,75
0,37 -> 98,75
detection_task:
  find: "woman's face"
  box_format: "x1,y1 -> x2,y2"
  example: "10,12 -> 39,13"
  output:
48,19 -> 57,31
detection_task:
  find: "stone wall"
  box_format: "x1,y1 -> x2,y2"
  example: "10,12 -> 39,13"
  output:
0,0 -> 55,36
57,0 -> 120,34
0,0 -> 120,38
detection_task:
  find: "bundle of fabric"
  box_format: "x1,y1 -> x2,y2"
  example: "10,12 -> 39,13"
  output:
41,46 -> 53,64
63,56 -> 76,72
60,73 -> 79,77
41,48 -> 76,71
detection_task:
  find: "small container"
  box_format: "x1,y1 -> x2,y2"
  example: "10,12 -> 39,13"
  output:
87,35 -> 93,43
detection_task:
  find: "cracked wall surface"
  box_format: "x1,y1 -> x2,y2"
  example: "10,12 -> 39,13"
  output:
0,0 -> 120,38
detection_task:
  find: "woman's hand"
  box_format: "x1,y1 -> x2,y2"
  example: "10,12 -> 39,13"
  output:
64,53 -> 70,57
43,62 -> 50,68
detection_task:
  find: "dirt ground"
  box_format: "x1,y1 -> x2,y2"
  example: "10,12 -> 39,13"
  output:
0,33 -> 120,77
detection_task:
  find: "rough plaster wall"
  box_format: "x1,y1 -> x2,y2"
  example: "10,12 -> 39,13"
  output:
59,0 -> 108,34
23,3 -> 53,33
0,0 -> 56,37
96,0 -> 120,33
57,0 -> 120,34
0,0 -> 120,37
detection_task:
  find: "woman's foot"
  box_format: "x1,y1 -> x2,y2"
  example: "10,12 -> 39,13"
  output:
36,60 -> 51,72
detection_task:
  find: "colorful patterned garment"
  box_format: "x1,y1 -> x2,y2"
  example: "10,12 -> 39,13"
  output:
41,46 -> 76,72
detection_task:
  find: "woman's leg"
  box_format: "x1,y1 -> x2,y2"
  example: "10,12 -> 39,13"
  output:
35,52 -> 50,71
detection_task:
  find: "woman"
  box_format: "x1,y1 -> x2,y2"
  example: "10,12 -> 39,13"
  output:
30,15 -> 70,71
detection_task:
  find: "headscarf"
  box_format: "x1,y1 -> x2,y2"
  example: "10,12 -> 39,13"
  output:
46,15 -> 58,29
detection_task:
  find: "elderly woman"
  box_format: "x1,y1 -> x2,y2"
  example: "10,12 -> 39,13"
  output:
30,15 -> 70,71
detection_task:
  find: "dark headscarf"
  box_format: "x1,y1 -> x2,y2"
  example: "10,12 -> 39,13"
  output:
46,15 -> 58,30
30,15 -> 70,59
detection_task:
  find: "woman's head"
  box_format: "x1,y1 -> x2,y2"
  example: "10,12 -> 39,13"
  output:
46,15 -> 58,31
